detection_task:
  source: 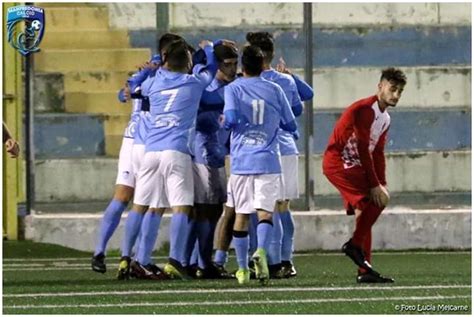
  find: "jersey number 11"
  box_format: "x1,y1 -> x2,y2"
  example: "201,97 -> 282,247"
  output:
252,99 -> 265,125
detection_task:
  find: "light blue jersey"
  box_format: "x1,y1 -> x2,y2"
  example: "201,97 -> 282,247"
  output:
193,78 -> 230,168
224,76 -> 296,175
133,75 -> 155,145
145,57 -> 216,154
123,99 -> 142,140
261,69 -> 303,156
133,105 -> 151,146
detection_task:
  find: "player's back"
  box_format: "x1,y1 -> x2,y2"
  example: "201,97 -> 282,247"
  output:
261,69 -> 302,155
145,67 -> 209,154
225,76 -> 294,175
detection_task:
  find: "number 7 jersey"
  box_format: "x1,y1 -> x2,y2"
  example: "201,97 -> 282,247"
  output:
224,76 -> 296,175
143,65 -> 214,155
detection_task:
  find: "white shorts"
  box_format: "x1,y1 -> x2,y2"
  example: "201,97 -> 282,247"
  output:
226,174 -> 282,214
193,163 -> 227,204
133,150 -> 194,208
115,137 -> 135,188
280,154 -> 299,200
132,143 -> 145,181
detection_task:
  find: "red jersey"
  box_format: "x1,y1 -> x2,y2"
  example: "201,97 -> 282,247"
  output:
323,95 -> 390,188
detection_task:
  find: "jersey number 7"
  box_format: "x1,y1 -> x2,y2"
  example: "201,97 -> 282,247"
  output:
161,89 -> 179,112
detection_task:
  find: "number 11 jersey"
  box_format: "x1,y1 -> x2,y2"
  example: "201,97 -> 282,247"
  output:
223,76 -> 295,175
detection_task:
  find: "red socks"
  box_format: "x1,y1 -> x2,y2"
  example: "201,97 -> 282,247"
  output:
352,202 -> 383,249
358,230 -> 372,274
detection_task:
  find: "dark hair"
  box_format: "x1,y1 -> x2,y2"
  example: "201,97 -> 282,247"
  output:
164,40 -> 191,71
241,45 -> 264,76
214,42 -> 238,63
158,33 -> 183,55
246,32 -> 274,63
380,68 -> 407,86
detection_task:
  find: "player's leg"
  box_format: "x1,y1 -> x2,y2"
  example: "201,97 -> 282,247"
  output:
268,201 -> 284,278
161,151 -> 195,280
350,204 -> 393,283
227,174 -> 255,284
213,205 -> 235,276
325,169 -> 393,282
118,203 -> 147,280
354,208 -> 373,280
186,236 -> 199,278
164,205 -> 193,280
132,207 -> 168,280
213,171 -> 236,276
194,164 -> 227,271
248,212 -> 258,261
182,207 -> 198,276
92,137 -> 135,273
252,209 -> 272,285
279,155 -> 299,277
252,173 -> 282,285
200,166 -> 227,277
279,199 -> 297,278
118,151 -> 158,279
194,204 -> 217,275
233,212 -> 251,285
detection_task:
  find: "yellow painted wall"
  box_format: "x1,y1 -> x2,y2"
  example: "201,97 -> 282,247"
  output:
3,2 -> 24,240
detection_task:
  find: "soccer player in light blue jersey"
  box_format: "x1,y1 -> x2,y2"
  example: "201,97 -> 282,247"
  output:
185,41 -> 239,278
113,33 -> 189,279
247,31 -> 314,278
91,53 -> 160,275
223,45 -> 297,285
130,38 -> 218,280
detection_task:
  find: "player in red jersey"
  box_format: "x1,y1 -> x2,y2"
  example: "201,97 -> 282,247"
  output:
323,68 -> 406,283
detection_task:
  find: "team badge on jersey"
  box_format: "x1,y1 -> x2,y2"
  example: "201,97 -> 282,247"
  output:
6,5 -> 45,56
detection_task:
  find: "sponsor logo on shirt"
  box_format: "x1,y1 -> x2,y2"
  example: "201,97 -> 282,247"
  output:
154,114 -> 181,128
242,130 -> 268,146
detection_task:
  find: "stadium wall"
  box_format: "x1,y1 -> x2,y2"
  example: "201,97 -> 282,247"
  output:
25,3 -> 471,251
35,151 -> 470,202
33,3 -> 471,202
106,3 -> 471,29
25,209 -> 471,251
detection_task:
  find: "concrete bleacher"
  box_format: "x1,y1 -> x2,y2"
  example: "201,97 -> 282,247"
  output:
34,2 -> 151,156
28,3 -> 471,251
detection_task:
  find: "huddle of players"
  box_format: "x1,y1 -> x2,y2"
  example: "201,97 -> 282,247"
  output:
90,31 -> 313,285
91,30 -> 406,285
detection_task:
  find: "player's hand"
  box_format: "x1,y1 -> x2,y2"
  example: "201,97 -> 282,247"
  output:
218,114 -> 225,127
276,57 -> 292,75
5,138 -> 20,158
220,39 -> 236,47
199,40 -> 213,49
370,185 -> 390,207
143,61 -> 160,71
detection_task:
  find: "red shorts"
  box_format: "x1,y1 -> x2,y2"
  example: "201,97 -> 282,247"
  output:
324,166 -> 371,215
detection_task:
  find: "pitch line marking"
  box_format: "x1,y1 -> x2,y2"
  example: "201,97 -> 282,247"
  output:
4,295 -> 471,310
3,250 -> 470,263
3,267 -> 90,271
3,284 -> 471,298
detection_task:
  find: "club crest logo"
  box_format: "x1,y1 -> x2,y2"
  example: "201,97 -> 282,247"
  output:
6,5 -> 45,56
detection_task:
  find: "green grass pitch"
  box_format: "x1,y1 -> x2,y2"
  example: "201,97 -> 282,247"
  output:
3,241 -> 471,314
